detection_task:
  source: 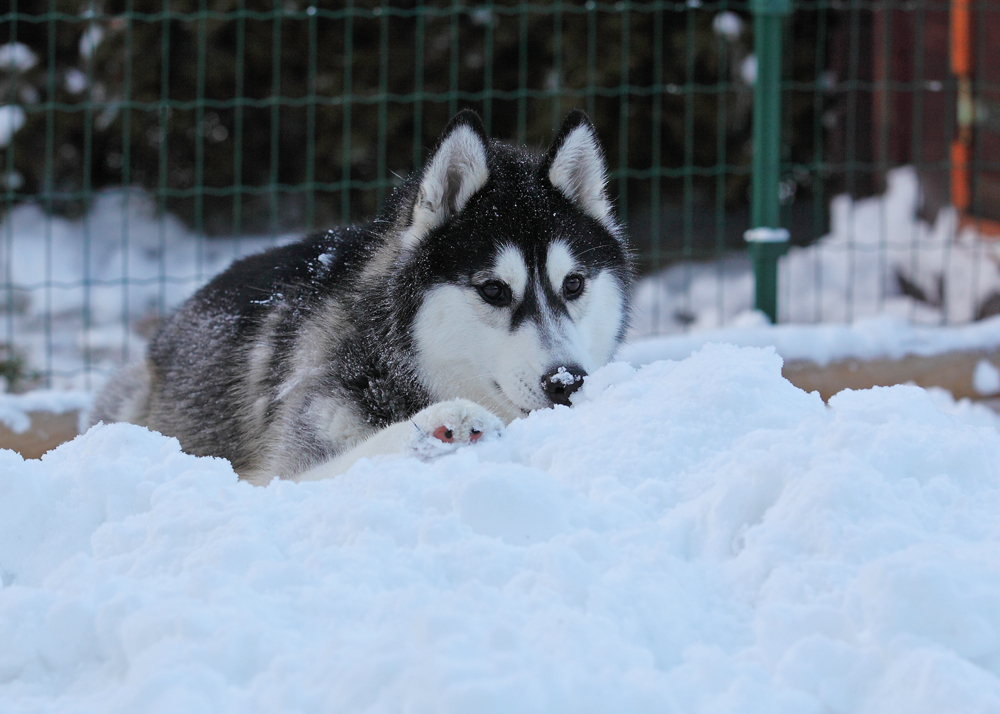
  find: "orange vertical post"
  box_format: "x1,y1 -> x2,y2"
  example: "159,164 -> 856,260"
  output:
950,0 -> 972,212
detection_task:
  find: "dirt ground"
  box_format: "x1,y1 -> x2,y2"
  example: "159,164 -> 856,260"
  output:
3,348 -> 1000,459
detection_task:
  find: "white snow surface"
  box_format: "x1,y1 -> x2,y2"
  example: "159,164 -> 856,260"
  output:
3,344 -> 1000,712
0,105 -> 27,148
622,313 -> 1000,368
0,389 -> 92,434
974,359 -> 1000,396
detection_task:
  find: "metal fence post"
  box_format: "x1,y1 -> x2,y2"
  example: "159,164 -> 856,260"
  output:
747,0 -> 792,323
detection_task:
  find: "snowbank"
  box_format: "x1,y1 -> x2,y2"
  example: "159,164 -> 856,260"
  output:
0,389 -> 92,434
621,313 -> 1000,368
3,345 -> 1000,712
0,190 -> 287,387
631,167 -> 1000,336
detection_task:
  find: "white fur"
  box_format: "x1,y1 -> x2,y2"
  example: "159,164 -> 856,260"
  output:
411,263 -> 624,423
548,125 -> 615,232
245,303 -> 357,481
484,245 -> 529,300
571,271 -> 625,367
246,335 -> 274,426
401,125 -> 489,250
291,237 -> 621,482
411,285 -> 545,421
545,241 -> 577,294
296,399 -> 503,481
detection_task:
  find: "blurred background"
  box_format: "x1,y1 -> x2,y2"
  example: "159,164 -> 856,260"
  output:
0,0 -> 998,390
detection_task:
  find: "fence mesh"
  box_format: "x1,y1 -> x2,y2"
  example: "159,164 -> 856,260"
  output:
0,0 -> 998,389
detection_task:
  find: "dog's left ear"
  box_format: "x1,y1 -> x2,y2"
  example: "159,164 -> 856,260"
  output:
401,110 -> 490,250
545,110 -> 617,232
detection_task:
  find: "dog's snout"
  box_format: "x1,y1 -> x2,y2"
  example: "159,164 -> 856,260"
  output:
541,365 -> 587,407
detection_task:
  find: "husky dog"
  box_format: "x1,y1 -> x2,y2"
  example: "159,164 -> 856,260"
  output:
91,110 -> 632,484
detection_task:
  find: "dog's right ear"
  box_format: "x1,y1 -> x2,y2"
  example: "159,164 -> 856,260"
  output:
400,110 -> 490,251
545,110 -> 616,233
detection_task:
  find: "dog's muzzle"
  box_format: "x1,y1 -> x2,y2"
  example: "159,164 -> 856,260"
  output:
541,365 -> 586,407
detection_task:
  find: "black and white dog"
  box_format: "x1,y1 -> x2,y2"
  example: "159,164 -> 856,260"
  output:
91,110 -> 633,483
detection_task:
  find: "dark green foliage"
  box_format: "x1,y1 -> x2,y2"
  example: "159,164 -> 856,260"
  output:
0,343 -> 34,391
1,1 -> 835,269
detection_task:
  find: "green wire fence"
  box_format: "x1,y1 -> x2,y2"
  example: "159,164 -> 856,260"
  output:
0,1 -> 998,389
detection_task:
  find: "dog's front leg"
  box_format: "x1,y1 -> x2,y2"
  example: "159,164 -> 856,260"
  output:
295,399 -> 504,481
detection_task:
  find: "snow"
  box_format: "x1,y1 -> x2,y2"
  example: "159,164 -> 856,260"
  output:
0,105 -> 27,148
2,167 -> 1000,390
974,359 -> 1000,396
631,167 -> 1000,336
0,43 -> 38,72
744,227 -> 790,243
625,171 -> 1000,364
0,389 -> 92,434
3,169 -> 24,190
64,68 -> 88,94
79,25 -> 105,59
548,366 -> 581,385
3,344 -> 1000,711
621,314 -> 1000,368
0,190 -> 288,388
712,11 -> 743,40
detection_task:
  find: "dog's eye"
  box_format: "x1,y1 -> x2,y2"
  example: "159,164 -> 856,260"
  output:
477,280 -> 512,307
562,274 -> 585,300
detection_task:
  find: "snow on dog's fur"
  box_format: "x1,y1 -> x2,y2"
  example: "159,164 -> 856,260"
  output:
90,110 -> 632,484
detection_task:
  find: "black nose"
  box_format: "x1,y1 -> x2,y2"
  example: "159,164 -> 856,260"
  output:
541,365 -> 587,407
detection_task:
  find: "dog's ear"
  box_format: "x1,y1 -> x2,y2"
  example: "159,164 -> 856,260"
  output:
401,110 -> 490,250
545,110 -> 616,231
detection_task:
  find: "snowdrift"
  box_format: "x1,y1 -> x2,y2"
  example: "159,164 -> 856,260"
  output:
5,167 -> 1000,390
3,345 -> 1000,713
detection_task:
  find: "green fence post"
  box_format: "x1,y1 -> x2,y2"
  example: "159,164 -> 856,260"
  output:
747,0 -> 792,323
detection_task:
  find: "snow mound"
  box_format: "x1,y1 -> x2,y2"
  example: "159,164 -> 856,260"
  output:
3,345 -> 1000,712
621,314 -> 1000,368
0,190 -> 288,388
0,389 -> 93,434
631,167 -> 1000,336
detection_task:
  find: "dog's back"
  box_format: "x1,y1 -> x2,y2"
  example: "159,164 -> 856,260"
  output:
92,110 -> 632,483
93,226 -> 396,478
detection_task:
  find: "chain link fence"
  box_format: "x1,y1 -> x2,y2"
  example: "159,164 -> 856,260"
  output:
0,0 -> 998,389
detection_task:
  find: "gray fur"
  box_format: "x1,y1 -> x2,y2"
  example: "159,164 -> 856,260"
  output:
91,110 -> 632,484
89,361 -> 152,425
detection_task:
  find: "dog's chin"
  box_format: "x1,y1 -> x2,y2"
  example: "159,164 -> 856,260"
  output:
490,381 -> 542,421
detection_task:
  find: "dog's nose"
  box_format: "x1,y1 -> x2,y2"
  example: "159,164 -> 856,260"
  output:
541,365 -> 587,407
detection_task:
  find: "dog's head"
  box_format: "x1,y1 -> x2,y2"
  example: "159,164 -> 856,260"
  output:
396,110 -> 632,421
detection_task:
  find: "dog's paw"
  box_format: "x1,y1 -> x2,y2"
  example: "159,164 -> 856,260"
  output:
408,399 -> 504,458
